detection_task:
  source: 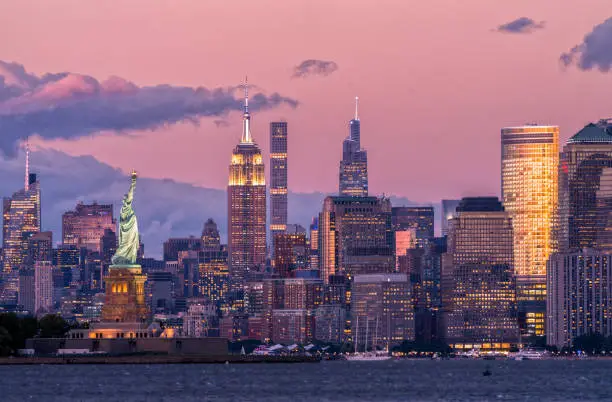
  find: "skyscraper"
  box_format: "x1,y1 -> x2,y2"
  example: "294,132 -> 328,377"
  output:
547,249 -> 612,348
62,202 -> 115,253
2,147 -> 40,300
318,196 -> 394,283
339,97 -> 368,197
501,124 -> 559,337
391,206 -> 435,248
559,120 -> 612,251
443,197 -> 519,350
352,273 -> 414,350
34,261 -> 54,315
441,199 -> 461,236
228,81 -> 267,287
270,121 -> 288,243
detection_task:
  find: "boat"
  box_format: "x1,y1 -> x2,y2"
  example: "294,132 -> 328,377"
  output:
512,348 -> 547,360
346,352 -> 391,361
347,315 -> 391,361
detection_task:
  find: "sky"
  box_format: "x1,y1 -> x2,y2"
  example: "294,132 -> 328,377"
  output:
1,0 -> 612,203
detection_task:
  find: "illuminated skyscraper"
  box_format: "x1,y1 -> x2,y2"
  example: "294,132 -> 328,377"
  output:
501,124 -> 558,337
339,97 -> 368,197
443,197 -> 519,350
2,146 -> 40,300
270,121 -> 288,243
62,202 -> 115,253
318,196 -> 394,283
228,80 -> 267,287
559,120 -> 612,251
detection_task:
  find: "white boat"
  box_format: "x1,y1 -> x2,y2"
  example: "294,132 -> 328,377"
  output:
512,348 -> 547,360
346,352 -> 392,361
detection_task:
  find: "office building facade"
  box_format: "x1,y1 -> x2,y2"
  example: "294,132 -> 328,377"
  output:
62,202 -> 115,253
443,197 -> 519,350
547,250 -> 612,348
352,273 -> 414,350
319,196 -> 394,282
270,122 -> 288,243
501,124 -> 559,337
559,120 -> 612,251
391,206 -> 435,248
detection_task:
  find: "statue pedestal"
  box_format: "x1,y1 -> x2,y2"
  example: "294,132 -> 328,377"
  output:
100,264 -> 148,323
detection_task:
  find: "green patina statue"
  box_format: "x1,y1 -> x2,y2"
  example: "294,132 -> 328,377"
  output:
111,170 -> 139,266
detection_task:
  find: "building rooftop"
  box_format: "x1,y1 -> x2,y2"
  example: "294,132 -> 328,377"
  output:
568,121 -> 612,144
456,197 -> 504,212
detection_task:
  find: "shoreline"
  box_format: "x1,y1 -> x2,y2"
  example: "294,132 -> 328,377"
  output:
0,355 -> 321,365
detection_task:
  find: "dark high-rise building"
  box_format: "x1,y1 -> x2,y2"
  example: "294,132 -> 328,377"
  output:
202,218 -> 221,251
547,249 -> 612,348
270,122 -> 288,243
392,206 -> 435,248
352,273 -> 414,350
339,97 -> 368,197
62,202 -> 115,253
146,271 -> 174,315
228,82 -> 267,286
198,219 -> 230,314
163,237 -> 202,262
443,197 -> 519,351
27,231 -> 53,266
54,245 -> 82,289
319,196 -> 394,282
441,200 -> 461,236
274,231 -> 308,278
559,120 -> 612,251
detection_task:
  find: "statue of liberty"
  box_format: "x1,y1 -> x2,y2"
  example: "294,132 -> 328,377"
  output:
111,171 -> 139,266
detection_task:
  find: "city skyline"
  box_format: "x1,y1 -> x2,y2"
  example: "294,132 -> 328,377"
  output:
1,1 -> 612,204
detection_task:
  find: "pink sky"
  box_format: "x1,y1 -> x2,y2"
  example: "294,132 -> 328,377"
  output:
1,0 -> 610,203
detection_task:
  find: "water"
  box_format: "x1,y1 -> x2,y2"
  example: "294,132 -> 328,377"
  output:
1,359 -> 610,401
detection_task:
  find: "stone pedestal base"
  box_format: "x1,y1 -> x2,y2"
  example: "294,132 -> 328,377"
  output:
100,264 -> 148,323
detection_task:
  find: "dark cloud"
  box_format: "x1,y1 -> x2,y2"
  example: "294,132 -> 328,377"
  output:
560,17 -> 612,71
213,119 -> 230,128
0,150 -> 418,258
292,59 -> 338,78
496,17 -> 545,34
0,61 -> 298,156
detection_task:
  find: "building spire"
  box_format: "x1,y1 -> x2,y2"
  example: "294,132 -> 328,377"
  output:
354,96 -> 359,121
24,138 -> 30,192
241,76 -> 252,144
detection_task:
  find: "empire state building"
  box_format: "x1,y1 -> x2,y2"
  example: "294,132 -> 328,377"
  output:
227,80 -> 267,287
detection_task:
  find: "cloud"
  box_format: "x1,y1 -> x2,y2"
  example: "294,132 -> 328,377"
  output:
0,61 -> 298,156
496,17 -> 545,34
292,59 -> 338,78
213,119 -> 230,128
560,17 -> 612,71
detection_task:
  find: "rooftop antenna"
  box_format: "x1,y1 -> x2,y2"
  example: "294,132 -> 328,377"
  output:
354,96 -> 359,120
241,76 -> 252,143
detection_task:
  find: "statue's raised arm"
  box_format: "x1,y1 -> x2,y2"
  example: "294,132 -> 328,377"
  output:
111,171 -> 140,266
126,173 -> 136,204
